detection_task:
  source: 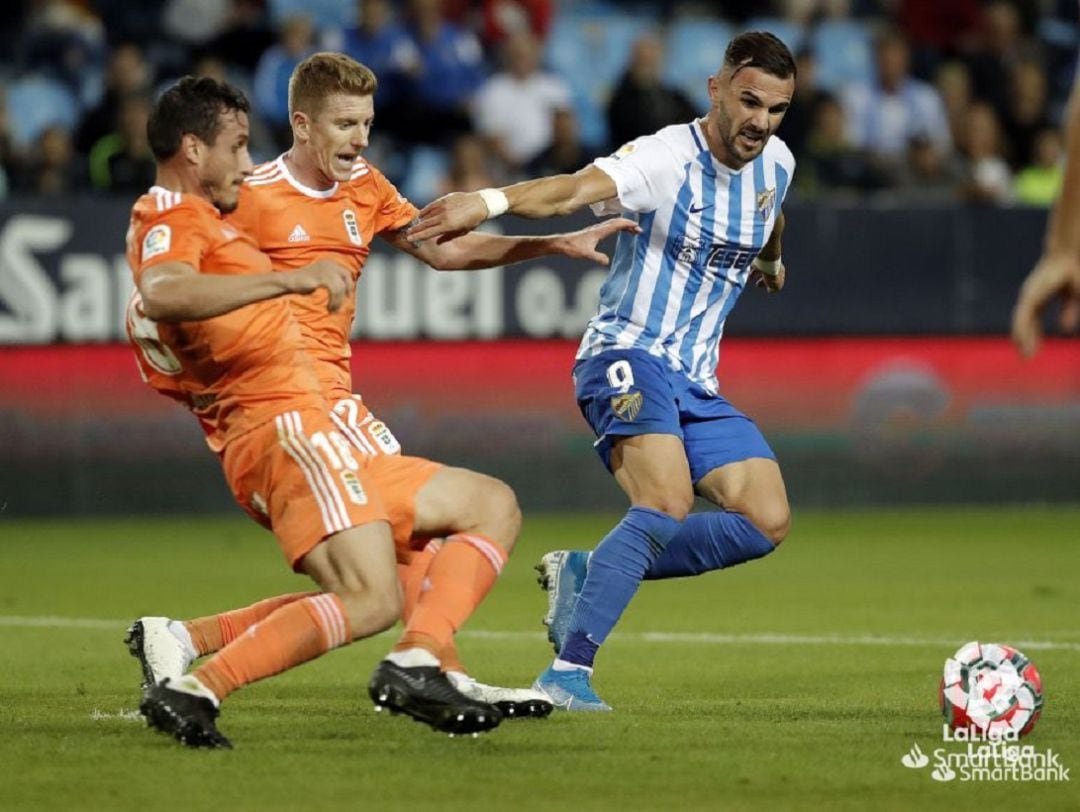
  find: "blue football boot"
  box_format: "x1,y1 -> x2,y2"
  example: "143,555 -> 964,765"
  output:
532,664 -> 612,712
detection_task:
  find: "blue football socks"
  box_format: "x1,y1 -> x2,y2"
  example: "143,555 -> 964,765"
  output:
644,511 -> 775,580
559,506 -> 683,668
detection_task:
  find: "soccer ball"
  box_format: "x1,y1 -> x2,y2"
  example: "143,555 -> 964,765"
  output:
939,641 -> 1044,738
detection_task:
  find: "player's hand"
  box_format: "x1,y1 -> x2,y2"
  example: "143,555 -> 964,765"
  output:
1011,252 -> 1080,357
286,260 -> 351,312
408,192 -> 490,242
750,261 -> 786,293
557,218 -> 641,265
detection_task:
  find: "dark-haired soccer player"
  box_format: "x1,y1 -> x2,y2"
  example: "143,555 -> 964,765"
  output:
126,75 -> 631,745
409,33 -> 799,710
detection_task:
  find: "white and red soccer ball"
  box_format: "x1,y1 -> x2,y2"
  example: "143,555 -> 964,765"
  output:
939,641 -> 1044,738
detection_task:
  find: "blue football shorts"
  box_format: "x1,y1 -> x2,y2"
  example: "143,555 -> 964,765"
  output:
573,348 -> 775,483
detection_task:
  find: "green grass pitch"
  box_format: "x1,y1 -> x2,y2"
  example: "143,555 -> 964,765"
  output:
0,508 -> 1077,811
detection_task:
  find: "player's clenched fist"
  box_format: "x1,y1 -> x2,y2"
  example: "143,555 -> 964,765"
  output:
285,260 -> 352,312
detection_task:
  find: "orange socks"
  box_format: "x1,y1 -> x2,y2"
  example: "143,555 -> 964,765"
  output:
184,592 -> 319,656
393,533 -> 507,660
193,593 -> 350,701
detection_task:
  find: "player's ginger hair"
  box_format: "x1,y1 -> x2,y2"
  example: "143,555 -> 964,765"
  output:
288,52 -> 378,118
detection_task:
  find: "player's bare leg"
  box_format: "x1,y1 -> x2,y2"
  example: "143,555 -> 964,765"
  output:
391,467 -> 550,718
540,457 -> 790,653
140,520 -> 481,746
694,457 -> 791,546
125,592 -> 319,688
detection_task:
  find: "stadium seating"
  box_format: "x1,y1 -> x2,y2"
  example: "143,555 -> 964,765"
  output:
268,0 -> 355,31
663,18 -> 736,112
811,19 -> 874,91
744,17 -> 805,54
4,75 -> 80,148
545,11 -> 660,148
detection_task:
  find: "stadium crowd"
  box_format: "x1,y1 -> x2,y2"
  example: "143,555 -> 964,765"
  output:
0,0 -> 1076,206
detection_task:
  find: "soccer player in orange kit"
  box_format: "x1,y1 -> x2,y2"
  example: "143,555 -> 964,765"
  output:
126,64 -> 635,746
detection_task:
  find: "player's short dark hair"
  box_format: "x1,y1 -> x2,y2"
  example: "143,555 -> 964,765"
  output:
147,76 -> 250,161
723,32 -> 797,81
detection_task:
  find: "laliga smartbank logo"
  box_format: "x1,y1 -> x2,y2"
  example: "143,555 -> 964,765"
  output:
900,641 -> 1070,783
901,726 -> 1070,783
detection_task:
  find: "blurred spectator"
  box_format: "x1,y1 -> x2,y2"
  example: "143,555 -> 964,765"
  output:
88,94 -> 156,193
799,94 -> 886,199
12,125 -> 88,196
402,0 -> 487,143
606,34 -> 698,150
19,0 -> 107,108
77,42 -> 153,154
207,0 -> 277,73
92,0 -> 167,46
959,101 -> 1013,204
778,0 -> 854,25
935,60 -> 974,146
896,0 -> 982,79
254,16 -> 318,143
1014,127 -> 1064,206
841,28 -> 951,168
480,0 -> 553,49
438,134 -> 502,194
964,0 -> 1040,123
325,0 -> 420,140
891,134 -> 965,203
780,48 -> 830,161
162,0 -> 232,46
0,93 -> 14,200
1003,59 -> 1050,170
473,30 -> 570,169
527,108 -> 597,176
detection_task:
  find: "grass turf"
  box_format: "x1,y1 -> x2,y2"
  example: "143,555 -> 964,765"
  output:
0,508 -> 1077,811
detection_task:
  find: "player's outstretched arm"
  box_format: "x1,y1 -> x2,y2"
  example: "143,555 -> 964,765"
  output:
139,259 -> 350,321
408,166 -> 618,243
1012,79 -> 1080,357
384,217 -> 641,270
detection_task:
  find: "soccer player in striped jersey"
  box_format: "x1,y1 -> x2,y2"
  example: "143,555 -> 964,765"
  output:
409,33 -> 798,710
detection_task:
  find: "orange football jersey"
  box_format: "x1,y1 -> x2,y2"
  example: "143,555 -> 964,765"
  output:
125,186 -> 325,453
226,156 -> 418,402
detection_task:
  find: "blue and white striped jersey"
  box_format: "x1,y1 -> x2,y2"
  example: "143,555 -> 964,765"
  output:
577,119 -> 795,394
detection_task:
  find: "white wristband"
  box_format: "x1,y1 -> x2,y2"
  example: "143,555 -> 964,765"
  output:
752,256 -> 782,277
477,188 -> 509,219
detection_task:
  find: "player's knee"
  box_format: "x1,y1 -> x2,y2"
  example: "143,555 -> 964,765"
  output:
757,505 -> 791,546
338,582 -> 402,636
638,487 -> 694,522
476,476 -> 522,553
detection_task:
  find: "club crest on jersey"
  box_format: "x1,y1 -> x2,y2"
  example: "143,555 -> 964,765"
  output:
611,391 -> 643,422
367,420 -> 401,454
342,209 -> 363,246
675,236 -> 701,265
757,187 -> 776,221
142,224 -> 171,260
339,471 -> 367,505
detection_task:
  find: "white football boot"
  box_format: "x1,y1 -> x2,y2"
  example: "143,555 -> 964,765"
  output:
446,671 -> 554,719
124,616 -> 196,688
